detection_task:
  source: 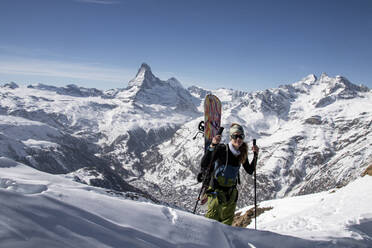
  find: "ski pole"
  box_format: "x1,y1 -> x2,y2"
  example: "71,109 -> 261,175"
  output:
193,184 -> 205,214
253,139 -> 257,230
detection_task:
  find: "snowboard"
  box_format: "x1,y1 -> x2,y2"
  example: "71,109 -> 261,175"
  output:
204,94 -> 222,152
193,94 -> 222,213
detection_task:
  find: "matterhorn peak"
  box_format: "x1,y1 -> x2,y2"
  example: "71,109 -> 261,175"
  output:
137,63 -> 152,75
128,63 -> 158,88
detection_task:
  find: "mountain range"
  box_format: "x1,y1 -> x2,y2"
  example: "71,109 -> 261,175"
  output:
0,63 -> 371,211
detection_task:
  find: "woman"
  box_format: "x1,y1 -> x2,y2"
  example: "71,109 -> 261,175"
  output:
198,123 -> 259,225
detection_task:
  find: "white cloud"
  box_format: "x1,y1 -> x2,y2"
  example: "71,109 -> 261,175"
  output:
0,57 -> 132,83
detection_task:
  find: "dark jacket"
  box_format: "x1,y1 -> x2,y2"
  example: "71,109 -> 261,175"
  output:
200,143 -> 255,188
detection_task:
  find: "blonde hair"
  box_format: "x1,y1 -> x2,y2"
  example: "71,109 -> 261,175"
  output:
238,142 -> 248,164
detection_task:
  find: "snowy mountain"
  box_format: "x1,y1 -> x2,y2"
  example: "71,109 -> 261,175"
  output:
1,157 -> 371,247
0,64 -> 371,213
0,63 -> 200,203
140,71 -> 372,210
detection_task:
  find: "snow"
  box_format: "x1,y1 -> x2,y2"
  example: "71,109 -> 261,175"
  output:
1,157 -> 372,247
1,66 -> 372,247
241,176 -> 372,243
22,139 -> 60,149
0,115 -> 62,141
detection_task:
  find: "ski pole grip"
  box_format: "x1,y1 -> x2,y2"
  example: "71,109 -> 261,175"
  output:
217,127 -> 224,135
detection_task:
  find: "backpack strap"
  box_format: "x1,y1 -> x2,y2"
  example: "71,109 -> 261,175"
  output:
225,143 -> 228,166
219,143 -> 241,186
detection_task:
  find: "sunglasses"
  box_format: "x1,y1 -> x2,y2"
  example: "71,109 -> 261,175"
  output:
231,134 -> 245,140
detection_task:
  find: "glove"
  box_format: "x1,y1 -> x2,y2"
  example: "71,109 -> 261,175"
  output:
197,172 -> 204,183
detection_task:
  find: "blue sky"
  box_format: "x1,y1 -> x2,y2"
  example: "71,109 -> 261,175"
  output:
0,0 -> 371,91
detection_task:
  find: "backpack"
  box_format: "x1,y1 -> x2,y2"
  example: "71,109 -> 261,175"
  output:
213,144 -> 240,187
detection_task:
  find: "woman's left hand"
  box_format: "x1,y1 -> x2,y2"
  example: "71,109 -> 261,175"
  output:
211,135 -> 221,146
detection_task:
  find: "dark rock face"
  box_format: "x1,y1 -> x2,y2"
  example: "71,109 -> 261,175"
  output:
2,82 -> 19,89
304,115 -> 322,125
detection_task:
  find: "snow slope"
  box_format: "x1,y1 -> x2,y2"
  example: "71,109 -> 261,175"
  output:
1,157 -> 371,248
240,175 -> 372,243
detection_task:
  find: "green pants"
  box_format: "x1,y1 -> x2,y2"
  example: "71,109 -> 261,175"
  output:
205,187 -> 238,225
